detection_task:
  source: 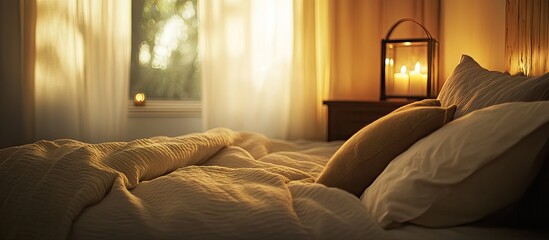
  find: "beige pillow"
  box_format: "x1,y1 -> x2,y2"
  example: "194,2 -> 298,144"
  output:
316,102 -> 456,197
361,101 -> 549,228
392,99 -> 440,113
437,55 -> 549,119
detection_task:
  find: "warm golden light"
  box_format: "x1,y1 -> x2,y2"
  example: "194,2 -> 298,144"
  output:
181,1 -> 196,19
381,19 -> 438,100
151,15 -> 187,69
134,92 -> 146,106
409,62 -> 428,96
394,65 -> 409,95
138,42 -> 152,65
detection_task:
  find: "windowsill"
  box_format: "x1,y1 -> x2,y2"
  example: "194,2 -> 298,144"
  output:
128,100 -> 201,118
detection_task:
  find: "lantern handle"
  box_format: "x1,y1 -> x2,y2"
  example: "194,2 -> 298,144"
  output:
384,18 -> 434,40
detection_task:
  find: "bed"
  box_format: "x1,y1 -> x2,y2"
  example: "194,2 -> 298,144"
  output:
1,55 -> 549,239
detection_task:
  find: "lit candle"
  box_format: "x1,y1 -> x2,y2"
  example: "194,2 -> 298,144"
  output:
134,92 -> 146,106
385,58 -> 394,93
409,62 -> 427,96
387,58 -> 395,93
393,65 -> 409,96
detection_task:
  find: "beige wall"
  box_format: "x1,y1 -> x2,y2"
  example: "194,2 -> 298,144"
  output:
329,0 -> 382,101
440,0 -> 506,83
0,0 -> 25,148
330,0 -> 506,100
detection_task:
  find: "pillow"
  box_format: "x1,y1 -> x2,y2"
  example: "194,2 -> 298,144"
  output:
361,101 -> 549,229
315,101 -> 456,197
437,55 -> 549,119
473,139 -> 549,228
392,99 -> 440,113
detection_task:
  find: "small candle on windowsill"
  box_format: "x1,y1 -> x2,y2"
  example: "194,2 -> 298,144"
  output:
134,92 -> 146,106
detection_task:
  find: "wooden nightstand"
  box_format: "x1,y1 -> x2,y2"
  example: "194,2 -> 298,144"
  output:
323,100 -> 412,141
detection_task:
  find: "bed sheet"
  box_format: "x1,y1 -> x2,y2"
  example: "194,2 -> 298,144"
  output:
2,128 -> 546,239
388,224 -> 549,240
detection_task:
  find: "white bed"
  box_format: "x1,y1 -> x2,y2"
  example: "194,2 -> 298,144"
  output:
1,128 -> 387,239
389,225 -> 549,240
2,128 -> 548,240
1,55 -> 549,239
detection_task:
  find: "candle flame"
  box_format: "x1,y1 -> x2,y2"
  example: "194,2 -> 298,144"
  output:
135,93 -> 146,102
415,62 -> 421,72
400,65 -> 407,74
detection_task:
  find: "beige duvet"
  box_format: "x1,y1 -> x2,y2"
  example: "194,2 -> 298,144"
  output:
0,128 -> 386,239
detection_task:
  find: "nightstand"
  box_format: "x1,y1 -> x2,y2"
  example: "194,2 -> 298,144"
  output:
323,100 -> 412,141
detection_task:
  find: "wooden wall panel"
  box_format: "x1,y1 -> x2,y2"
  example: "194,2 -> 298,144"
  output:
505,0 -> 549,76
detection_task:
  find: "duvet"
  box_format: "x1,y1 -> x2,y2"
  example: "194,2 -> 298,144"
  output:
0,128 -> 387,239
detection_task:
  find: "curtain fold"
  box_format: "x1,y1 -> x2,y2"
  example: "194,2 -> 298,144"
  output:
32,0 -> 130,143
200,0 -> 330,140
289,0 -> 330,140
77,0 -> 131,142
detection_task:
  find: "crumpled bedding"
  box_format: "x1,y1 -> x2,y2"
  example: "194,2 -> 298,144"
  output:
0,128 -> 387,239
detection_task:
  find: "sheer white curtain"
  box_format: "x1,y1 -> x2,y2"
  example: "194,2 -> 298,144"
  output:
200,0 -> 329,140
33,0 -> 131,143
200,0 -> 293,139
288,0 -> 331,140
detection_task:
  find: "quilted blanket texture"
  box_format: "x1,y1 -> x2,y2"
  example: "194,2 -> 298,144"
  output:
0,128 -> 385,239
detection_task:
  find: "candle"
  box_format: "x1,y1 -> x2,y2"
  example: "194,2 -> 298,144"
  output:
389,59 -> 394,93
385,58 -> 394,93
134,92 -> 146,106
409,62 -> 427,96
393,65 -> 409,96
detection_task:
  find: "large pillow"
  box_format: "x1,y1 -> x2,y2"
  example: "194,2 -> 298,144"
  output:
391,99 -> 440,113
315,100 -> 456,197
473,139 -> 549,228
437,55 -> 549,119
361,101 -> 549,228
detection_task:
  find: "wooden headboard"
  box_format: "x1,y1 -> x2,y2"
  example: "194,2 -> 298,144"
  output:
505,0 -> 549,76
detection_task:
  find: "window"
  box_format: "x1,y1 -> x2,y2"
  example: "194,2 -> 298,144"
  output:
130,0 -> 200,101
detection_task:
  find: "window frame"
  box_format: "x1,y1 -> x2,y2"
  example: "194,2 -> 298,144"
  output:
128,100 -> 201,118
128,0 -> 201,118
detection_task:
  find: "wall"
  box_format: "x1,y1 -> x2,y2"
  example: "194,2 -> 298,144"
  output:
330,0 -> 382,101
440,0 -> 506,83
126,117 -> 202,140
0,0 -> 25,148
330,0 -> 506,100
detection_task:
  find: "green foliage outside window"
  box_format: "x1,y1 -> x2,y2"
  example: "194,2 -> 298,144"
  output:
130,0 -> 200,100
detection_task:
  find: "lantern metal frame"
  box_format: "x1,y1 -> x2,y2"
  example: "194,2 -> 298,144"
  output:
380,18 -> 439,100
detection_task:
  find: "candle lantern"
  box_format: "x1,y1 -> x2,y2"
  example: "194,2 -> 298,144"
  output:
380,18 -> 439,100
